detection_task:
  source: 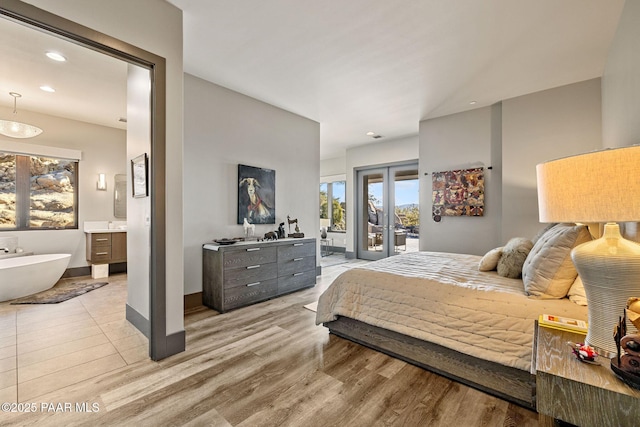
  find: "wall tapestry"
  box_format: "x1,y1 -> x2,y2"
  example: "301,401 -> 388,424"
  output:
238,164 -> 275,224
431,167 -> 484,222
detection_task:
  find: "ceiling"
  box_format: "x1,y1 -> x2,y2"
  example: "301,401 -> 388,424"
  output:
0,1 -> 625,159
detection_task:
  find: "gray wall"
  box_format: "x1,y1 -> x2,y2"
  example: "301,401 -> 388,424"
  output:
602,0 -> 640,148
419,105 -> 502,255
419,79 -> 602,255
502,79 -> 602,241
183,74 -> 320,296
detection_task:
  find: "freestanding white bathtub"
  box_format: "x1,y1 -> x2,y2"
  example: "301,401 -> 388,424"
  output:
0,254 -> 71,302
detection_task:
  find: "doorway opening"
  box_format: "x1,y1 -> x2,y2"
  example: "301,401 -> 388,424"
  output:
1,0 -> 172,360
357,162 -> 419,260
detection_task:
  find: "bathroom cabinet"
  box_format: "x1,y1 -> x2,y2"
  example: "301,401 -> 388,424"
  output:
202,238 -> 316,312
86,232 -> 127,264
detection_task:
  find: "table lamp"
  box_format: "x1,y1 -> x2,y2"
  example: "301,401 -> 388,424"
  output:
536,145 -> 640,355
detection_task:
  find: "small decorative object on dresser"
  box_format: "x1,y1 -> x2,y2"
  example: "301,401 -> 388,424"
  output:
287,215 -> 304,238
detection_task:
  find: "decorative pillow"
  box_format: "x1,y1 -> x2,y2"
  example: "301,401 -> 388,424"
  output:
567,275 -> 588,306
497,238 -> 533,278
478,247 -> 503,271
522,223 -> 592,299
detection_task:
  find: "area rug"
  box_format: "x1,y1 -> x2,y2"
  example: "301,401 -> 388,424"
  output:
303,301 -> 318,312
10,282 -> 108,304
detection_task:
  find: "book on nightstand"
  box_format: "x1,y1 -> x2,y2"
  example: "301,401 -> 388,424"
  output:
538,314 -> 588,335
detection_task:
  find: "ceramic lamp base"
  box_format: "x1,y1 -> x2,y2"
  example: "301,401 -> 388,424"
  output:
572,223 -> 640,356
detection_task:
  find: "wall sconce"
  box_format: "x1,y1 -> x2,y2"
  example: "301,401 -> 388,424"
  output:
97,173 -> 107,191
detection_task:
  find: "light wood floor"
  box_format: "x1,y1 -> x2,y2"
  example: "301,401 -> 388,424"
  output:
0,256 -> 538,426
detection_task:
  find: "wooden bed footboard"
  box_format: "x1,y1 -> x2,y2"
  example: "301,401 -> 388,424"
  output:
324,317 -> 536,410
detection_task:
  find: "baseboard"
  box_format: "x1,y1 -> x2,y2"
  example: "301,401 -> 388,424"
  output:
328,246 -> 346,253
345,251 -> 356,259
62,262 -> 127,278
166,330 -> 186,356
316,265 -> 322,276
184,292 -> 203,310
126,304 -> 150,338
62,266 -> 90,278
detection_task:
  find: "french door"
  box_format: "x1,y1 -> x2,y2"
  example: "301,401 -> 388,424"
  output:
357,163 -> 419,260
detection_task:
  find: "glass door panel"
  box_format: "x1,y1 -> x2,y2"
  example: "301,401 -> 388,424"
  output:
390,166 -> 419,254
357,168 -> 387,260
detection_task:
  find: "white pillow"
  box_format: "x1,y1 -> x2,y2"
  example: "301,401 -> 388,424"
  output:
522,223 -> 592,299
478,247 -> 503,271
567,275 -> 588,306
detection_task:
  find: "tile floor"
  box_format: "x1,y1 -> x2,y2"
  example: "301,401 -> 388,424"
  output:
0,273 -> 148,404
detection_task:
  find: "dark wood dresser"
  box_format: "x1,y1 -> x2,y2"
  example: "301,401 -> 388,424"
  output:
202,238 -> 316,312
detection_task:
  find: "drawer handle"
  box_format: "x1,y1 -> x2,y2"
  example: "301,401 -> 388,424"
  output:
246,248 -> 261,252
293,258 -> 304,261
293,272 -> 304,277
96,238 -> 109,241
246,282 -> 261,287
293,243 -> 304,247
246,265 -> 261,270
96,252 -> 109,255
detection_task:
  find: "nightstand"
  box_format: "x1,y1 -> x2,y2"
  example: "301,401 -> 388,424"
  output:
533,322 -> 640,427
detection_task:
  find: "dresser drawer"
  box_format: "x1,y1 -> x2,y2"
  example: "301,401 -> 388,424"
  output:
224,262 -> 278,289
91,233 -> 112,247
278,256 -> 316,277
224,278 -> 278,310
90,248 -> 112,262
278,270 -> 316,295
278,241 -> 315,259
223,246 -> 277,269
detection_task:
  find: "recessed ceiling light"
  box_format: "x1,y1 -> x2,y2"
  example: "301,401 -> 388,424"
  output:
40,85 -> 55,93
46,52 -> 67,62
366,131 -> 375,136
469,101 -> 477,105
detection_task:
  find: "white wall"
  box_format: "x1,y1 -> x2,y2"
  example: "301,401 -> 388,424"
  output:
126,64 -> 151,319
502,79 -> 602,241
602,0 -> 640,148
25,0 -> 185,335
419,105 -> 501,255
344,135 -> 419,254
183,74 -> 320,295
0,107 -> 126,267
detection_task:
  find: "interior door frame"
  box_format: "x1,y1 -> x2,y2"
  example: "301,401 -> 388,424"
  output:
0,0 -> 173,360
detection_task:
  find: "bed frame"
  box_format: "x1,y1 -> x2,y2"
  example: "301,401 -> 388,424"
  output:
324,316 -> 536,410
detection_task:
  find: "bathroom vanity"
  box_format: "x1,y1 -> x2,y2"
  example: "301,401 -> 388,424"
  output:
84,221 -> 127,278
86,232 -> 127,264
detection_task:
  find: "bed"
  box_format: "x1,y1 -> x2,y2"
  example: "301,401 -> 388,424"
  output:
315,237 -> 590,409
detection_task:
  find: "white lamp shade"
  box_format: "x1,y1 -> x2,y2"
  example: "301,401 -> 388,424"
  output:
536,145 -> 640,223
536,145 -> 640,355
0,119 -> 43,139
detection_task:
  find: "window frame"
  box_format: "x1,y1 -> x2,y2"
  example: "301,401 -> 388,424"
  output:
319,179 -> 346,233
0,152 -> 79,231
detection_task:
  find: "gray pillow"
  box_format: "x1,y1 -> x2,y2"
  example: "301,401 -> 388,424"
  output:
522,223 -> 592,299
497,237 -> 533,278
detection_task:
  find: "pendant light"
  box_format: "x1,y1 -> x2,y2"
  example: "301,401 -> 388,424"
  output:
0,92 -> 43,139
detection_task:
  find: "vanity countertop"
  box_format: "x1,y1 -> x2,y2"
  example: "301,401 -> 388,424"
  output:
84,221 -> 127,233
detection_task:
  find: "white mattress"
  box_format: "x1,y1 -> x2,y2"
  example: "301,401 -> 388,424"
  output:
316,251 -> 588,371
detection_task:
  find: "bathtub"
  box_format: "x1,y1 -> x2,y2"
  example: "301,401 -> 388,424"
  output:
0,254 -> 71,302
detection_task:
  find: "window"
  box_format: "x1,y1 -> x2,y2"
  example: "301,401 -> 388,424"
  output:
0,152 -> 78,230
319,180 -> 346,231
